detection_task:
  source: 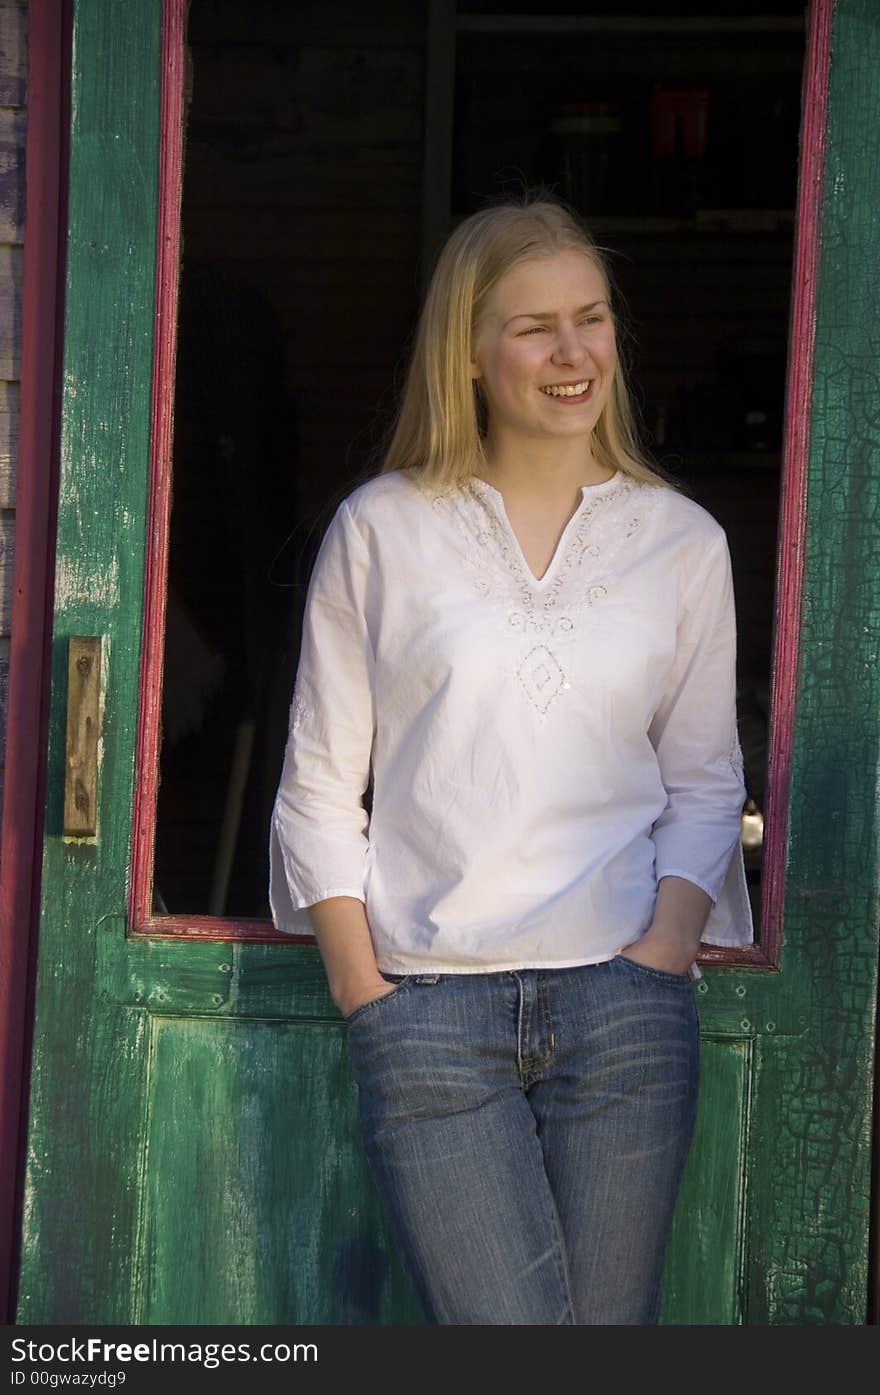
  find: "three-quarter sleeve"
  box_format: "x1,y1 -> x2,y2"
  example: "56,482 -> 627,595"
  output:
648,526 -> 747,912
269,500 -> 375,927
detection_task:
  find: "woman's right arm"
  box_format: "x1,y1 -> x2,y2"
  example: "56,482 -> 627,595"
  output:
270,500 -> 392,1018
308,895 -> 396,1018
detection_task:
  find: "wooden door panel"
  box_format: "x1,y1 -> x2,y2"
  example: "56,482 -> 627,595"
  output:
140,1019 -> 756,1325
140,1016 -> 420,1325
662,1040 -> 750,1325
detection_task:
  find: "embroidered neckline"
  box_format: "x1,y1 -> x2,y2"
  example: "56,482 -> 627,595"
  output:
438,471 -> 651,626
468,470 -> 623,588
431,473 -> 657,719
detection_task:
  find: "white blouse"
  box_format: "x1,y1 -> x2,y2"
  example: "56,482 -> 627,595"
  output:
269,466 -> 755,978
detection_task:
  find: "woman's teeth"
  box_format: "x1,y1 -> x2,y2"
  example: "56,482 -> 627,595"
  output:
540,380 -> 593,397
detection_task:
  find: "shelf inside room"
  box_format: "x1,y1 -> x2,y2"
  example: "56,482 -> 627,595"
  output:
454,0 -> 807,31
574,211 -> 795,235
657,451 -> 782,472
451,25 -> 804,222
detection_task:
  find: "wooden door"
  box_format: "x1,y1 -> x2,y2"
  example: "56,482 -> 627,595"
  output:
15,0 -> 879,1324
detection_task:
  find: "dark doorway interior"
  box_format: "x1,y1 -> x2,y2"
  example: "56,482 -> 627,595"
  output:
153,0 -> 805,930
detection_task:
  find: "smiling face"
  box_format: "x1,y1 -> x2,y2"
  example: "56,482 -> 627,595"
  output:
470,248 -> 617,455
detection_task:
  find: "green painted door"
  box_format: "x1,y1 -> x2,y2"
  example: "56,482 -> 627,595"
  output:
15,0 -> 879,1324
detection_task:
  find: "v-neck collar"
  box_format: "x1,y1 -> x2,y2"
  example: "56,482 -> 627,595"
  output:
468,470 -> 623,588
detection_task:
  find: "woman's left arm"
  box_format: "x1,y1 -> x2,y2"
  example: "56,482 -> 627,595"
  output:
624,875 -> 713,974
626,525 -> 746,975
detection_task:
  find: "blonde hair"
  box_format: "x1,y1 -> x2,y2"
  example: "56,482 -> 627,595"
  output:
379,193 -> 677,493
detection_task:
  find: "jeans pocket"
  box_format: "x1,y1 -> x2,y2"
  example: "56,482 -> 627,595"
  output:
615,953 -> 694,986
343,976 -> 412,1026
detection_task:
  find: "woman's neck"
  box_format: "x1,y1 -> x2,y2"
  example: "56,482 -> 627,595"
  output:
477,435 -> 615,503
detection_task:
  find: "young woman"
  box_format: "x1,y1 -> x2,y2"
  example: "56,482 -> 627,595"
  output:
269,195 -> 755,1325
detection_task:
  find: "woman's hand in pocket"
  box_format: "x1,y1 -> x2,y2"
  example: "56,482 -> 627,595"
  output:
336,979 -> 400,1020
619,925 -> 697,977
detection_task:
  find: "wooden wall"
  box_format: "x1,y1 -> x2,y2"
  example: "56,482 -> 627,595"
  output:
0,0 -> 28,830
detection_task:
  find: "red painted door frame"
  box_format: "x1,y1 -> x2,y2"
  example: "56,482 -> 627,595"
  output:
0,0 -> 71,1323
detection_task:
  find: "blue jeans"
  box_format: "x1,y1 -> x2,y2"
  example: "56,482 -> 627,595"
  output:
344,957 -> 700,1325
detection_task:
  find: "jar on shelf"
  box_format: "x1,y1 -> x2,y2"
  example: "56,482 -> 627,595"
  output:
549,101 -> 622,215
650,87 -> 710,218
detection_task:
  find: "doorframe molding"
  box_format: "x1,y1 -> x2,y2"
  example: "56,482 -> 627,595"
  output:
0,0 -> 71,1322
759,0 -> 834,974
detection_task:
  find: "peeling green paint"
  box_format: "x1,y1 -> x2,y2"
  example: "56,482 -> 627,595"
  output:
15,0 -> 880,1325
